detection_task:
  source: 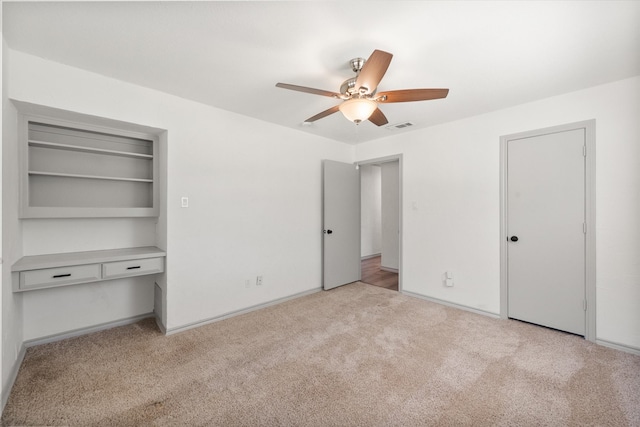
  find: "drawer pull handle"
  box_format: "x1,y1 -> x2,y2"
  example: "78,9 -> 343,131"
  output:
127,266 -> 141,270
52,273 -> 71,278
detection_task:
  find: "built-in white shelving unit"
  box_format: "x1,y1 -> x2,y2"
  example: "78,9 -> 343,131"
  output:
20,116 -> 159,218
12,105 -> 166,342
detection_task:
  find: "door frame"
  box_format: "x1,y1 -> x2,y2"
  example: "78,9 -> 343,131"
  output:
356,154 -> 403,292
499,120 -> 596,342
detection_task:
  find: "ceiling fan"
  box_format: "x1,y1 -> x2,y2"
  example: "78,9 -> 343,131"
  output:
276,49 -> 449,126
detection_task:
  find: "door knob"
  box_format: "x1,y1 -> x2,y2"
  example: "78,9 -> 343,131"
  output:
510,236 -> 519,242
324,229 -> 333,234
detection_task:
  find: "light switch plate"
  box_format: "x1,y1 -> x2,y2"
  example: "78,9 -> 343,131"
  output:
181,197 -> 189,208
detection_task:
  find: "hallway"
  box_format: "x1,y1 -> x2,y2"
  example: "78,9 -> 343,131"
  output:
361,256 -> 398,291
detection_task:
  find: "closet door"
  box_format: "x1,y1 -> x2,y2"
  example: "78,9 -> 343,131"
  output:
506,128 -> 586,336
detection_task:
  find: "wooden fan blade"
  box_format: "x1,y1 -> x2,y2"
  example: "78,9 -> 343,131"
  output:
354,49 -> 393,94
276,83 -> 341,98
377,88 -> 449,103
304,105 -> 340,123
368,108 -> 389,127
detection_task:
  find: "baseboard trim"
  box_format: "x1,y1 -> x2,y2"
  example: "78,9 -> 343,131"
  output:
2,343 -> 26,412
596,338 -> 640,356
404,292 -> 640,355
24,313 -> 155,348
402,290 -> 500,319
380,266 -> 398,273
166,287 -> 322,336
361,253 -> 381,260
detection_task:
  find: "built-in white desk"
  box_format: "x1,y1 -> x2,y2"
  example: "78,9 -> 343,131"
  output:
12,246 -> 166,292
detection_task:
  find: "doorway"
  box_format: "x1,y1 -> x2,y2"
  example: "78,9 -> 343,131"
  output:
500,120 -> 596,341
321,156 -> 402,292
361,255 -> 398,291
359,156 -> 401,292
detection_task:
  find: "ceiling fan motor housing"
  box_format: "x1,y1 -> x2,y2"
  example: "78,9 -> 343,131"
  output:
341,57 -> 377,97
349,57 -> 365,73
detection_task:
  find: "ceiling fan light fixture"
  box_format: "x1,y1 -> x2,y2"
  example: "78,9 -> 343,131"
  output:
276,49 -> 449,127
339,98 -> 377,124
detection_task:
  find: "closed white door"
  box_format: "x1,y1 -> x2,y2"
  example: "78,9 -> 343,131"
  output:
323,160 -> 361,290
507,129 -> 586,335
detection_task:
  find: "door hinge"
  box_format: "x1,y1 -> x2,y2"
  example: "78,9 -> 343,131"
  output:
583,300 -> 587,311
583,145 -> 587,157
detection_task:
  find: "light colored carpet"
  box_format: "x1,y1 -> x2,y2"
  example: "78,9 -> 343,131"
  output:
3,282 -> 640,426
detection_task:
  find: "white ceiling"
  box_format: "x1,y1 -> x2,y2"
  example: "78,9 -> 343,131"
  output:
3,1 -> 640,144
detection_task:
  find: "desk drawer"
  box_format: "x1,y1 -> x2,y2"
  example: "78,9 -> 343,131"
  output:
20,264 -> 101,291
102,257 -> 163,280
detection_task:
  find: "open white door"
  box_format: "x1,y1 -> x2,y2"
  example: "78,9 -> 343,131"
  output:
322,160 -> 360,290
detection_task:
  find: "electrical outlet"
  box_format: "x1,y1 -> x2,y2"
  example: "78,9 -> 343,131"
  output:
445,271 -> 454,287
256,276 -> 263,286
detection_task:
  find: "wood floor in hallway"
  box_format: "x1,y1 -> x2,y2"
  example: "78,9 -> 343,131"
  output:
361,255 -> 398,291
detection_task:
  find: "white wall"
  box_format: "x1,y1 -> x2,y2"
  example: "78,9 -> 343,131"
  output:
360,164 -> 381,257
6,50 -> 354,335
1,38 -> 24,406
163,108 -> 351,330
355,76 -> 640,350
381,161 -> 399,271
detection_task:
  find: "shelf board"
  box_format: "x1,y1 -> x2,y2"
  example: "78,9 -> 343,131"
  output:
21,206 -> 159,219
28,140 -> 153,159
29,171 -> 154,183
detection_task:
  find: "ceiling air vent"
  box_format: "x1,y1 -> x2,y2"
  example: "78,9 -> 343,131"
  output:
386,122 -> 414,130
